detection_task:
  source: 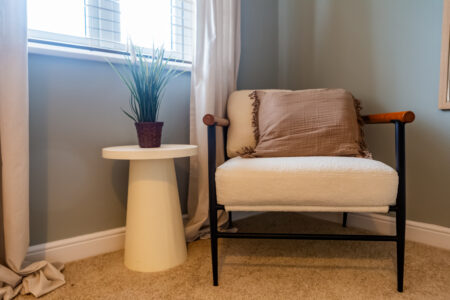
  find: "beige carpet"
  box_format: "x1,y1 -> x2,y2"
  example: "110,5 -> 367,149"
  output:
19,213 -> 450,299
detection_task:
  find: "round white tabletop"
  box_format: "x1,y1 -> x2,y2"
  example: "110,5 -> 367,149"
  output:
102,144 -> 198,160
102,144 -> 197,273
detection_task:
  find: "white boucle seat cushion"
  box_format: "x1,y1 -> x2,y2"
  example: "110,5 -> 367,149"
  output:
215,156 -> 398,212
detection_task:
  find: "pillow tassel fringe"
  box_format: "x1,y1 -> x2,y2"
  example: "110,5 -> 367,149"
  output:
354,98 -> 373,159
238,91 -> 260,157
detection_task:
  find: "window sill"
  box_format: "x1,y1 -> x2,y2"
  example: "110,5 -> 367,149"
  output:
28,42 -> 192,72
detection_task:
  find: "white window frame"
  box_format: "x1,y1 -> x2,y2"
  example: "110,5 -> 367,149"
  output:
27,0 -> 194,72
27,41 -> 192,72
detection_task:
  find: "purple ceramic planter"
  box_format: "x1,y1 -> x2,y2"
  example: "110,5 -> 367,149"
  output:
135,122 -> 164,148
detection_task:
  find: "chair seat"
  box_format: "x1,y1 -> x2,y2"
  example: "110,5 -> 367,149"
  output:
215,156 -> 398,212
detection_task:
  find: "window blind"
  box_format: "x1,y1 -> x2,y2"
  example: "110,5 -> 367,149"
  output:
85,0 -> 122,49
171,0 -> 194,61
27,0 -> 194,63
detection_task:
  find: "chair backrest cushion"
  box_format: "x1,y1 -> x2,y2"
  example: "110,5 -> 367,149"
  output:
226,90 -> 290,158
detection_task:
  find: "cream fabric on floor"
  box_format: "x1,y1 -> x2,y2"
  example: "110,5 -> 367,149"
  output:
185,0 -> 241,241
0,1 -> 65,299
216,156 -> 398,209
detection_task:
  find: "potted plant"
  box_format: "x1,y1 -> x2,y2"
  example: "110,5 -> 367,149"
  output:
108,44 -> 178,148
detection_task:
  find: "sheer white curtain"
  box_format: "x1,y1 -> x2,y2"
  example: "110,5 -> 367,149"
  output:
185,0 -> 241,241
0,1 -> 65,298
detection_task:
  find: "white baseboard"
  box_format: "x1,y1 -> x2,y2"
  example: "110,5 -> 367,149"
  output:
26,212 -> 450,264
27,214 -> 191,263
26,227 -> 125,263
305,212 -> 450,251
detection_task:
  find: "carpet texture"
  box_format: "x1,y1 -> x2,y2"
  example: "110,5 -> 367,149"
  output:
18,213 -> 450,299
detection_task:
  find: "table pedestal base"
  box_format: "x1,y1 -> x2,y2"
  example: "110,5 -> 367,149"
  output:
124,158 -> 187,272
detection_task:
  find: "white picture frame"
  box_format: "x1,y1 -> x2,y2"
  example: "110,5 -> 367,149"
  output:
439,0 -> 450,110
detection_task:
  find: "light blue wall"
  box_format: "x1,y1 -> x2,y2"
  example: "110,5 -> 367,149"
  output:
29,54 -> 191,245
238,0 -> 279,89
278,0 -> 450,227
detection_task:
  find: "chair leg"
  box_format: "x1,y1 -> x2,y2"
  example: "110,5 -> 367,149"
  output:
210,206 -> 218,286
342,212 -> 348,227
396,209 -> 406,292
394,121 -> 406,292
228,211 -> 233,228
209,197 -> 218,286
211,232 -> 218,286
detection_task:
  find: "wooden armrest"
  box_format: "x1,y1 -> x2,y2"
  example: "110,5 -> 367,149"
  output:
203,114 -> 230,127
362,111 -> 415,124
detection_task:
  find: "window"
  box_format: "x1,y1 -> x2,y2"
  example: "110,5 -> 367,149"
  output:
27,0 -> 194,63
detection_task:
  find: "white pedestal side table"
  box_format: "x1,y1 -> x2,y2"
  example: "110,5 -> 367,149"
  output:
102,144 -> 198,272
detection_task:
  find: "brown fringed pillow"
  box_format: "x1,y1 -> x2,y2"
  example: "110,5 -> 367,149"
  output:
245,89 -> 371,158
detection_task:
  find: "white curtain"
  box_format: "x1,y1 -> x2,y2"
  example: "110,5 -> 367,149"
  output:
185,0 -> 241,241
0,1 -> 65,299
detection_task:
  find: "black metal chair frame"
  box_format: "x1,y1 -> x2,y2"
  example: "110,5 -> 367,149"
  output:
206,113 -> 412,292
